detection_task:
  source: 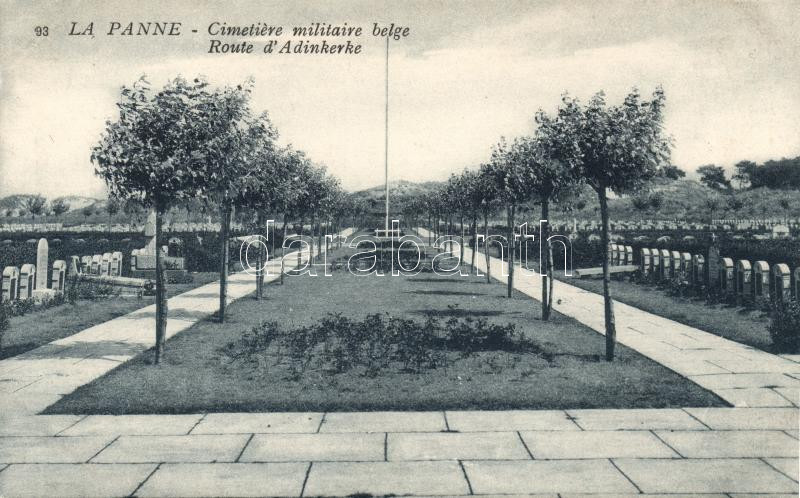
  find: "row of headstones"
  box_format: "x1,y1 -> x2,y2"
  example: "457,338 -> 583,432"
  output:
74,252 -> 124,278
1,261 -> 67,302
609,244 -> 635,265
637,247 -> 800,303
0,251 -> 125,303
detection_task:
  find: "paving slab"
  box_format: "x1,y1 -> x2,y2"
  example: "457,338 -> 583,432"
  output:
320,411 -> 447,433
91,434 -> 250,463
388,431 -> 530,461
192,412 -> 322,434
715,387 -> 796,407
613,458 -> 798,494
239,433 -> 384,462
445,409 -> 579,432
0,415 -> 82,436
774,387 -> 799,406
0,463 -> 156,498
566,408 -> 708,431
520,430 -> 678,459
463,459 -> 638,494
689,373 -> 800,390
764,457 -> 799,482
684,407 -> 800,430
0,436 -> 113,463
61,414 -> 203,436
303,461 -> 470,496
655,430 -> 799,458
561,495 -> 728,498
136,462 -> 308,497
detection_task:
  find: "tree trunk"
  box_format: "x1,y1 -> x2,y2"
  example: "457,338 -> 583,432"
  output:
541,199 -> 552,321
506,205 -> 515,298
459,214 -> 465,269
309,214 -> 316,264
154,206 -> 167,364
281,214 -> 288,285
255,212 -> 263,300
471,212 -> 477,271
218,202 -> 231,323
599,187 -> 616,361
484,210 -> 491,283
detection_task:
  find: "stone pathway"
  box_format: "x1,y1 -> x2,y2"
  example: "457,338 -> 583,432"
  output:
0,228 -> 797,497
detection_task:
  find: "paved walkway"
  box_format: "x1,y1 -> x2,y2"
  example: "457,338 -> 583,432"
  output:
0,228 -> 797,497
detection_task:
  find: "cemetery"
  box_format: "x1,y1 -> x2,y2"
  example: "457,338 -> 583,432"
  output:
0,4 -> 798,494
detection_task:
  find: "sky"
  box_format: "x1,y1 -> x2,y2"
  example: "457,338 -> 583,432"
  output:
1,0 -> 799,198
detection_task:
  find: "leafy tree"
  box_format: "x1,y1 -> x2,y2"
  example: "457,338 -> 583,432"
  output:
51,198 -> 70,218
704,195 -> 721,223
750,157 -> 800,190
193,80 -> 275,322
725,195 -> 744,213
511,133 -> 573,320
697,164 -> 731,191
541,88 -> 672,360
487,138 -> 534,298
81,204 -> 95,221
23,195 -> 46,221
92,76 -> 214,363
659,164 -> 686,180
732,160 -> 757,189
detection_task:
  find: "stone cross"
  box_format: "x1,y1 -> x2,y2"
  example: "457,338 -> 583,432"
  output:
36,238 -> 49,289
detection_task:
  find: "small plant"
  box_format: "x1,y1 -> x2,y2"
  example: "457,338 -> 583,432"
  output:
769,300 -> 800,353
0,302 -> 9,351
223,312 -> 543,378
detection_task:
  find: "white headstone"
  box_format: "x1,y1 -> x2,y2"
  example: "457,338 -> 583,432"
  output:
36,238 -> 49,289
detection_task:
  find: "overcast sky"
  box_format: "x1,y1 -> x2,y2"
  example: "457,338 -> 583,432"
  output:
1,0 -> 798,198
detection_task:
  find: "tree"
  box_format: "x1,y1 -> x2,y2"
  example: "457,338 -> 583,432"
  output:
511,133 -> 573,320
659,164 -> 686,180
732,160 -> 757,189
487,138 -> 534,298
92,76 -> 214,363
193,80 -> 275,322
51,198 -> 70,218
704,195 -> 721,223
697,165 -> 731,191
542,88 -> 672,361
105,197 -> 121,230
81,204 -> 95,222
23,195 -> 46,221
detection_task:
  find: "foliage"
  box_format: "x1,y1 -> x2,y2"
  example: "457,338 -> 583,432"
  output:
50,198 -> 70,217
22,195 -> 47,220
223,313 -> 540,378
696,164 -> 731,191
769,300 -> 800,353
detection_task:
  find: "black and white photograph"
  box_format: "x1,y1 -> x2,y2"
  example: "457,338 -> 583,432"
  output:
0,1 -> 798,496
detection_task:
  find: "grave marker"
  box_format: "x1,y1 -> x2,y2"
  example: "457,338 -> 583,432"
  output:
81,256 -> 92,274
670,250 -> 681,277
35,238 -> 49,289
771,263 -> 791,302
720,257 -> 734,293
91,255 -> 102,275
753,261 -> 770,300
735,259 -> 752,302
625,246 -> 633,265
660,249 -> 671,280
640,248 -> 651,276
1,266 -> 19,302
51,260 -> 67,291
19,264 -> 36,298
110,251 -> 123,277
101,253 -> 112,276
691,254 -> 705,287
680,252 -> 691,279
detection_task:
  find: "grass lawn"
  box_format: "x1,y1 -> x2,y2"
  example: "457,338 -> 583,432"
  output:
1,272 -> 220,360
559,274 -> 773,352
46,246 -> 725,414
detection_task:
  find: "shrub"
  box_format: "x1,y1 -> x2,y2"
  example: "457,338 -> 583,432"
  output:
769,300 -> 800,353
0,302 -> 9,350
223,312 -> 542,378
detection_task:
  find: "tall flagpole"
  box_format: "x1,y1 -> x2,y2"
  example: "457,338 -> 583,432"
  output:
384,36 -> 389,234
